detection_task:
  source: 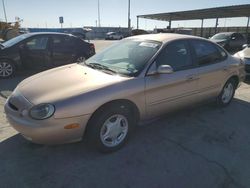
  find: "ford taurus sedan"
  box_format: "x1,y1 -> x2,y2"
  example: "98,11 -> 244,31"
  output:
0,32 -> 95,78
4,34 -> 245,152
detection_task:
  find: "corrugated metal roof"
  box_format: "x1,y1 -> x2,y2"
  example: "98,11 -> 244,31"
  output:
138,4 -> 250,21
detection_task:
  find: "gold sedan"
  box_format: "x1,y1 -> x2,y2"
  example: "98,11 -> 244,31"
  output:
4,34 -> 245,152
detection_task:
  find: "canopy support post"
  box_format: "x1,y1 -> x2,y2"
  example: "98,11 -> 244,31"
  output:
215,18 -> 219,34
201,19 -> 204,37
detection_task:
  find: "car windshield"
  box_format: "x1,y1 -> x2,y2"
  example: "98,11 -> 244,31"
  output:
2,34 -> 30,48
83,39 -> 161,76
211,33 -> 230,40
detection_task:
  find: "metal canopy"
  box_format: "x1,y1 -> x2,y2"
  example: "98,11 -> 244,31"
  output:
138,4 -> 250,21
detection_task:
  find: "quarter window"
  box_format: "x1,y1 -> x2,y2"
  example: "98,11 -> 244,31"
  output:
191,40 -> 222,65
156,41 -> 193,71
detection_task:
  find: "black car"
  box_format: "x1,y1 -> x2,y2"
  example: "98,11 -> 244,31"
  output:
0,32 -> 95,78
210,32 -> 247,52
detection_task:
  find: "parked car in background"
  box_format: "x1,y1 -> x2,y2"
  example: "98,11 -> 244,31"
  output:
0,32 -> 95,78
5,34 -> 245,152
105,32 -> 124,40
234,44 -> 250,77
210,32 -> 247,52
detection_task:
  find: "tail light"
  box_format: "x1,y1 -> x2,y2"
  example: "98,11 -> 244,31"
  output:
89,43 -> 95,55
90,43 -> 95,50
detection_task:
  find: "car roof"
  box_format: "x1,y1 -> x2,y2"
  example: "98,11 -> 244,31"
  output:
23,32 -> 73,37
214,32 -> 235,35
127,33 -> 206,44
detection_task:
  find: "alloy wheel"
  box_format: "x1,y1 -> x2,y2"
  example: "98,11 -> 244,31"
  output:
0,61 -> 13,78
100,114 -> 129,147
221,82 -> 234,104
76,56 -> 86,63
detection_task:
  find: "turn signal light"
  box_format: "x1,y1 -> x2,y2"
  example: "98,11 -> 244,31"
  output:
64,123 -> 80,129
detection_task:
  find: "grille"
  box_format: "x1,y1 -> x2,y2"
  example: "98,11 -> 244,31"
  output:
8,101 -> 19,111
245,64 -> 250,73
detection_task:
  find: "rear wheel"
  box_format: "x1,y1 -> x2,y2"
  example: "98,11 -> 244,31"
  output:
0,60 -> 15,78
217,79 -> 236,106
86,104 -> 134,152
76,56 -> 86,63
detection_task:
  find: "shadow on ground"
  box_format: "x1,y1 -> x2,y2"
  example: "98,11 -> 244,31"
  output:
1,98 -> 250,188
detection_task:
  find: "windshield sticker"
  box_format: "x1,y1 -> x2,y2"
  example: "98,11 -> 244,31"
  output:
139,42 -> 158,48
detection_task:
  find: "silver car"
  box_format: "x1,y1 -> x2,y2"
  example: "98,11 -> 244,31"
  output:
235,44 -> 250,76
4,34 -> 245,152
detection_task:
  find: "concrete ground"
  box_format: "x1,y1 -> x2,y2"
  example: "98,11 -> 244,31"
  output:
1,40 -> 250,188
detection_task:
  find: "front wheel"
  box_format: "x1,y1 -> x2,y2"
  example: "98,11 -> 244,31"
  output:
217,79 -> 236,106
86,104 -> 134,152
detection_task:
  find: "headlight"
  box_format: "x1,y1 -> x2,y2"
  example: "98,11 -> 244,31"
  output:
29,104 -> 55,120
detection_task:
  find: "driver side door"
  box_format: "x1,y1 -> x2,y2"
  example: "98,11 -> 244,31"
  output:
145,40 -> 200,118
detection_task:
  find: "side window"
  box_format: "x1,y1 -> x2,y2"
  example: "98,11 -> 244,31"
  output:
64,36 -> 76,49
26,36 -> 48,50
191,40 -> 223,66
52,36 -> 75,50
156,40 -> 193,71
236,34 -> 244,40
52,36 -> 64,49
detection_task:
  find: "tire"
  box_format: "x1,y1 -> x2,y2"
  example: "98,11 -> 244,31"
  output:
0,59 -> 16,79
76,56 -> 86,63
217,79 -> 236,106
86,103 -> 135,153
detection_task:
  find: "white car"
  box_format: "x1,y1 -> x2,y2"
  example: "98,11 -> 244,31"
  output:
234,44 -> 250,76
105,32 -> 123,40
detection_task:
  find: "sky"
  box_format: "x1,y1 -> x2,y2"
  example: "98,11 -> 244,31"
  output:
0,0 -> 250,30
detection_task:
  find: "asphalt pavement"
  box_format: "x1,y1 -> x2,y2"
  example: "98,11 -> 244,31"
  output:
1,40 -> 250,188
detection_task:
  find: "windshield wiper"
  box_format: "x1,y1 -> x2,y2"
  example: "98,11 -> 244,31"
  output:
88,63 -> 117,74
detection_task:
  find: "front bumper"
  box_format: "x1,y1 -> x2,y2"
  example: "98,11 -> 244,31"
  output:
4,92 -> 91,145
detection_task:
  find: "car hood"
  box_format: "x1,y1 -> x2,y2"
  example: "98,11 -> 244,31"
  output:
210,39 -> 227,44
17,63 -> 129,104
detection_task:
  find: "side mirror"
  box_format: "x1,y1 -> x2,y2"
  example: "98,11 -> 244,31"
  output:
157,65 -> 173,74
231,37 -> 236,40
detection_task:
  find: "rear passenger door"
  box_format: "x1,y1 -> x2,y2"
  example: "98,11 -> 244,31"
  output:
51,35 -> 77,66
190,40 -> 228,101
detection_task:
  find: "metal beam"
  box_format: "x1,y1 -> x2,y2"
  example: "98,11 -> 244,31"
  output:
128,0 -> 131,30
168,18 -> 172,29
200,19 -> 204,37
137,16 -> 139,29
215,18 -> 219,34
2,0 -> 7,23
246,16 -> 250,35
98,0 -> 101,27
